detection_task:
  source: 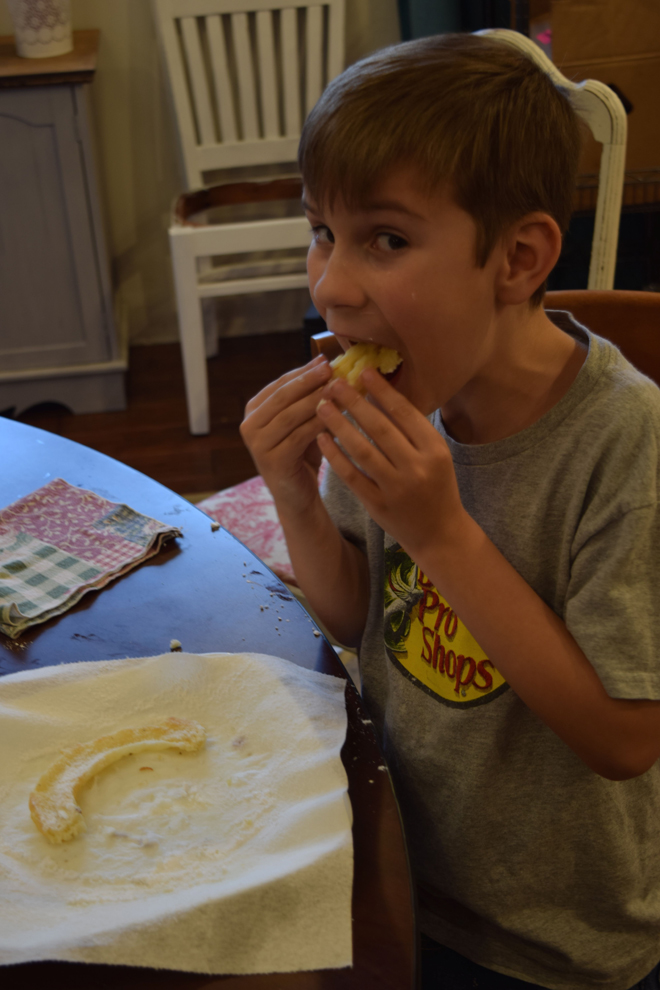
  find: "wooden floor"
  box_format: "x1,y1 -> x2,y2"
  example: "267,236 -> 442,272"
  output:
17,332 -> 306,497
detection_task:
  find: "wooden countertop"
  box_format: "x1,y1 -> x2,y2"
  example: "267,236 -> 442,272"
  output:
0,28 -> 99,87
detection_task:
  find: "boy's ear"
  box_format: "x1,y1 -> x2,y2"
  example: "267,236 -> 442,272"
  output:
495,213 -> 562,306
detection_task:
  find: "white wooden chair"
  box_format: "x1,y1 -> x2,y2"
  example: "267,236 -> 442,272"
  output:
479,29 -> 627,291
153,0 -> 346,434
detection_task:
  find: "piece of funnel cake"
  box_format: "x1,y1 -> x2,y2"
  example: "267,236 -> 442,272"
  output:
330,343 -> 402,394
29,716 -> 206,843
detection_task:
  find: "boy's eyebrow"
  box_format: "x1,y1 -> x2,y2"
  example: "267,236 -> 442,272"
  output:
360,199 -> 425,220
302,197 -> 425,220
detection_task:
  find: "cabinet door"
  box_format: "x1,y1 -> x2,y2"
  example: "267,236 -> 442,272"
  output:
0,85 -> 113,372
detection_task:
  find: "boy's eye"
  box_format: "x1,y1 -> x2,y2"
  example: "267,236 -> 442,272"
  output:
375,232 -> 408,252
311,224 -> 334,245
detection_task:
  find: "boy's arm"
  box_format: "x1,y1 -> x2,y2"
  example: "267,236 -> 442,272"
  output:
317,369 -> 660,781
240,357 -> 369,646
423,517 -> 660,781
276,496 -> 370,647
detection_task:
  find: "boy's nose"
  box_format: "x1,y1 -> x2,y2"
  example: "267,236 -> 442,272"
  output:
310,248 -> 367,312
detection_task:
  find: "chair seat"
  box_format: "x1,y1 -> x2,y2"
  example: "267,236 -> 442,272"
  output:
198,476 -> 296,584
197,463 -> 328,587
198,255 -> 308,285
173,177 -> 305,226
197,461 -> 320,588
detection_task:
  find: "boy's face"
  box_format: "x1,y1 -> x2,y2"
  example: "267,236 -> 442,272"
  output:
304,167 -> 505,416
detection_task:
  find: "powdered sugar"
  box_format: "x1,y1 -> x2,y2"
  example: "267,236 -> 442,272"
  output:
0,652 -> 352,974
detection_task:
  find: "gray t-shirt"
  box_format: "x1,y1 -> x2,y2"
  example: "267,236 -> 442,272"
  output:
322,314 -> 660,990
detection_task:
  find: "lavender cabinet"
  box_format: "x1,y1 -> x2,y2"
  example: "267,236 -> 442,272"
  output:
0,30 -> 126,415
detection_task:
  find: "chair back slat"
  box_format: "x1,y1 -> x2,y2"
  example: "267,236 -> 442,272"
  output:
480,29 -> 627,291
158,13 -> 200,184
305,4 -> 323,115
232,12 -> 260,140
325,0 -> 344,79
207,14 -> 238,142
154,0 -> 345,187
180,16 -> 217,145
281,7 -> 301,136
256,10 -> 280,139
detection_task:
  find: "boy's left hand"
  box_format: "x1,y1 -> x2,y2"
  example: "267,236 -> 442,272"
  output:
316,367 -> 467,561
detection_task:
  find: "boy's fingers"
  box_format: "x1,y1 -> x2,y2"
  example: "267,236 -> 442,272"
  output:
358,367 -> 430,445
317,398 -> 394,478
241,390 -> 322,455
265,418 -> 332,483
317,431 -> 382,505
245,356 -> 328,411
244,358 -> 331,423
319,378 -> 416,465
256,394 -> 327,456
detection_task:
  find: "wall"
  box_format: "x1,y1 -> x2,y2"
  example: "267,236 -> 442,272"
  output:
0,0 -> 400,345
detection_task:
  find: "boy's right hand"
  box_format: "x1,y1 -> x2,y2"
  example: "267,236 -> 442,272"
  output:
240,355 -> 332,514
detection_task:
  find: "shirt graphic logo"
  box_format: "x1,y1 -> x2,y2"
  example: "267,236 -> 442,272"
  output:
384,544 -> 508,708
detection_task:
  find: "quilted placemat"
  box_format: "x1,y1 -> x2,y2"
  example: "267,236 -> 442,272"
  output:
0,479 -> 182,639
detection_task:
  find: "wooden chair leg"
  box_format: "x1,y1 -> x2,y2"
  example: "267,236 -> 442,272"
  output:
170,231 -> 211,435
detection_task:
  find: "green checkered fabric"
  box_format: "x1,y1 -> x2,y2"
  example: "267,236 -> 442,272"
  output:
0,479 -> 181,639
0,531 -> 102,629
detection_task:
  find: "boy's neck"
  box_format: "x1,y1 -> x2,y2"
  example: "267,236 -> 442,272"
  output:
441,305 -> 587,445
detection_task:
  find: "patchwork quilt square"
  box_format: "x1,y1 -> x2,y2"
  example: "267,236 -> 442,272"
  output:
0,480 -> 181,639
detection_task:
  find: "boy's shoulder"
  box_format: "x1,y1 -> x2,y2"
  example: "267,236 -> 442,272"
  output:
428,311 -> 659,527
547,309 -> 660,432
547,312 -> 660,521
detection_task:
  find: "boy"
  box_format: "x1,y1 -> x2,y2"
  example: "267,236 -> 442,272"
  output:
240,34 -> 660,990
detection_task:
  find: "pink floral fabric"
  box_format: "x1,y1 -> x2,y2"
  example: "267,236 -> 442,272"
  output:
0,478 -> 168,573
198,464 -> 328,587
0,479 -> 181,638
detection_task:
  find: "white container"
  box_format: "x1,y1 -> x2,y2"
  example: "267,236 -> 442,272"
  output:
6,0 -> 73,59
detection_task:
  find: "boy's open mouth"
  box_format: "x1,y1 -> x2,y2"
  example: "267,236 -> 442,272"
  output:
383,362 -> 403,387
335,340 -> 403,389
346,337 -> 403,382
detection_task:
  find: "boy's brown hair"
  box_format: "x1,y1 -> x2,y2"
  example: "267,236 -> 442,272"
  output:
299,34 -> 582,306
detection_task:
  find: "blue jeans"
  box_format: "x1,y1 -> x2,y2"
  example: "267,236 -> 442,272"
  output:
421,935 -> 660,990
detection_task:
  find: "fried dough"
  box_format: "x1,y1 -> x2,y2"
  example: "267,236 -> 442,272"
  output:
330,343 -> 402,394
29,716 -> 206,843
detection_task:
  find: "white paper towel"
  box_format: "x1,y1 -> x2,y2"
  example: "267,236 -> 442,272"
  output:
0,652 -> 352,974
